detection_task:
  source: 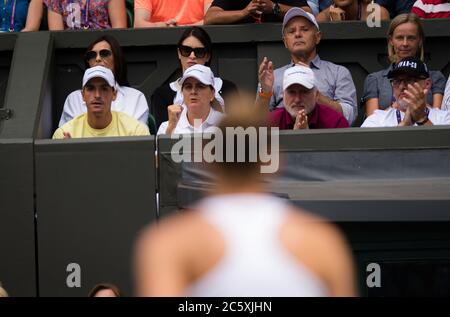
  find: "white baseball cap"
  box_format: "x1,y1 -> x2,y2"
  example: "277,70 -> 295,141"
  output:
283,65 -> 316,90
82,65 -> 115,88
282,7 -> 320,35
179,64 -> 215,87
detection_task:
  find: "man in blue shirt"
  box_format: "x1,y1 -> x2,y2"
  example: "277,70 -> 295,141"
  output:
260,7 -> 357,125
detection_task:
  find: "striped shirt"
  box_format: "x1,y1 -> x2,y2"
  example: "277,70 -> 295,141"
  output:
411,0 -> 450,19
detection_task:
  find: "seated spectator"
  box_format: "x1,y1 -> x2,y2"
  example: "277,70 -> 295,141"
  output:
376,0 -> 415,18
0,0 -> 43,32
259,61 -> 349,129
204,0 -> 312,25
53,66 -> 150,139
442,76 -> 450,111
88,283 -> 122,297
316,0 -> 390,22
151,26 -> 237,128
134,0 -> 211,28
361,57 -> 450,127
362,13 -> 445,116
59,35 -> 149,128
157,64 -> 224,135
411,0 -> 450,19
267,7 -> 357,125
45,0 -> 127,30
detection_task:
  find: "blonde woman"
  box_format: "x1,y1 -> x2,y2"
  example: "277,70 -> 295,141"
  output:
362,13 -> 446,116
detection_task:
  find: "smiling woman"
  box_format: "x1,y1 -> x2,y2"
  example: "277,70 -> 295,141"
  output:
362,13 -> 446,116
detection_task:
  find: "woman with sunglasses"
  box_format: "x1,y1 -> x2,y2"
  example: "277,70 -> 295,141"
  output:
0,0 -> 42,32
45,0 -> 126,30
58,35 -> 149,127
362,13 -> 446,117
157,64 -> 224,136
151,26 -> 237,128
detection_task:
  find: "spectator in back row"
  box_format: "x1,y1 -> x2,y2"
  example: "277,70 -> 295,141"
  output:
411,0 -> 450,19
376,0 -> 415,18
45,0 -> 127,30
59,35 -> 149,128
258,61 -> 349,129
361,57 -> 450,128
1,0 -> 43,32
151,26 -> 237,128
316,0 -> 390,22
204,0 -> 312,25
313,0 -> 415,18
53,66 -> 150,139
263,7 -> 357,125
362,13 -> 445,116
134,0 -> 212,28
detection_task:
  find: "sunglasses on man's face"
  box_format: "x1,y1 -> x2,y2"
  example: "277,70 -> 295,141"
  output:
85,49 -> 112,62
178,45 -> 208,58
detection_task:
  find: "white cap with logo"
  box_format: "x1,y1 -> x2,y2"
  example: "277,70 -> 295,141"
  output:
282,7 -> 320,35
179,64 -> 215,87
283,65 -> 316,91
82,65 -> 116,88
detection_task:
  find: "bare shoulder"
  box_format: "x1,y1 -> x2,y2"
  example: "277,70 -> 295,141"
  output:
282,207 -> 347,248
281,207 -> 357,296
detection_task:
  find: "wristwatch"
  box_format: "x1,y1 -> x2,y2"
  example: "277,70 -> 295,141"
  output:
272,2 -> 281,16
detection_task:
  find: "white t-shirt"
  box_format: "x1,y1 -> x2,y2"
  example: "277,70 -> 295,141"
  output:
59,85 -> 149,127
361,106 -> 450,127
443,76 -> 450,111
157,106 -> 223,135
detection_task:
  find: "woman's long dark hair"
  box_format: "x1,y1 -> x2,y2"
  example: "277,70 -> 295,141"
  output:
85,35 -> 130,86
177,27 -> 213,66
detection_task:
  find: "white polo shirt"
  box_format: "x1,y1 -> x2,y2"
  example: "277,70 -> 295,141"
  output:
361,106 -> 450,127
59,85 -> 149,127
157,106 -> 224,135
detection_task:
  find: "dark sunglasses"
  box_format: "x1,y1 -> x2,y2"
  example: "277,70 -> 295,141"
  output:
85,49 -> 112,62
178,45 -> 208,58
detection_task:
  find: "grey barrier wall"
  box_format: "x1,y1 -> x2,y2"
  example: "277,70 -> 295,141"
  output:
0,34 -> 38,297
0,139 -> 36,296
34,137 -> 157,296
0,33 -> 14,129
159,127 -> 450,216
157,128 -> 450,296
